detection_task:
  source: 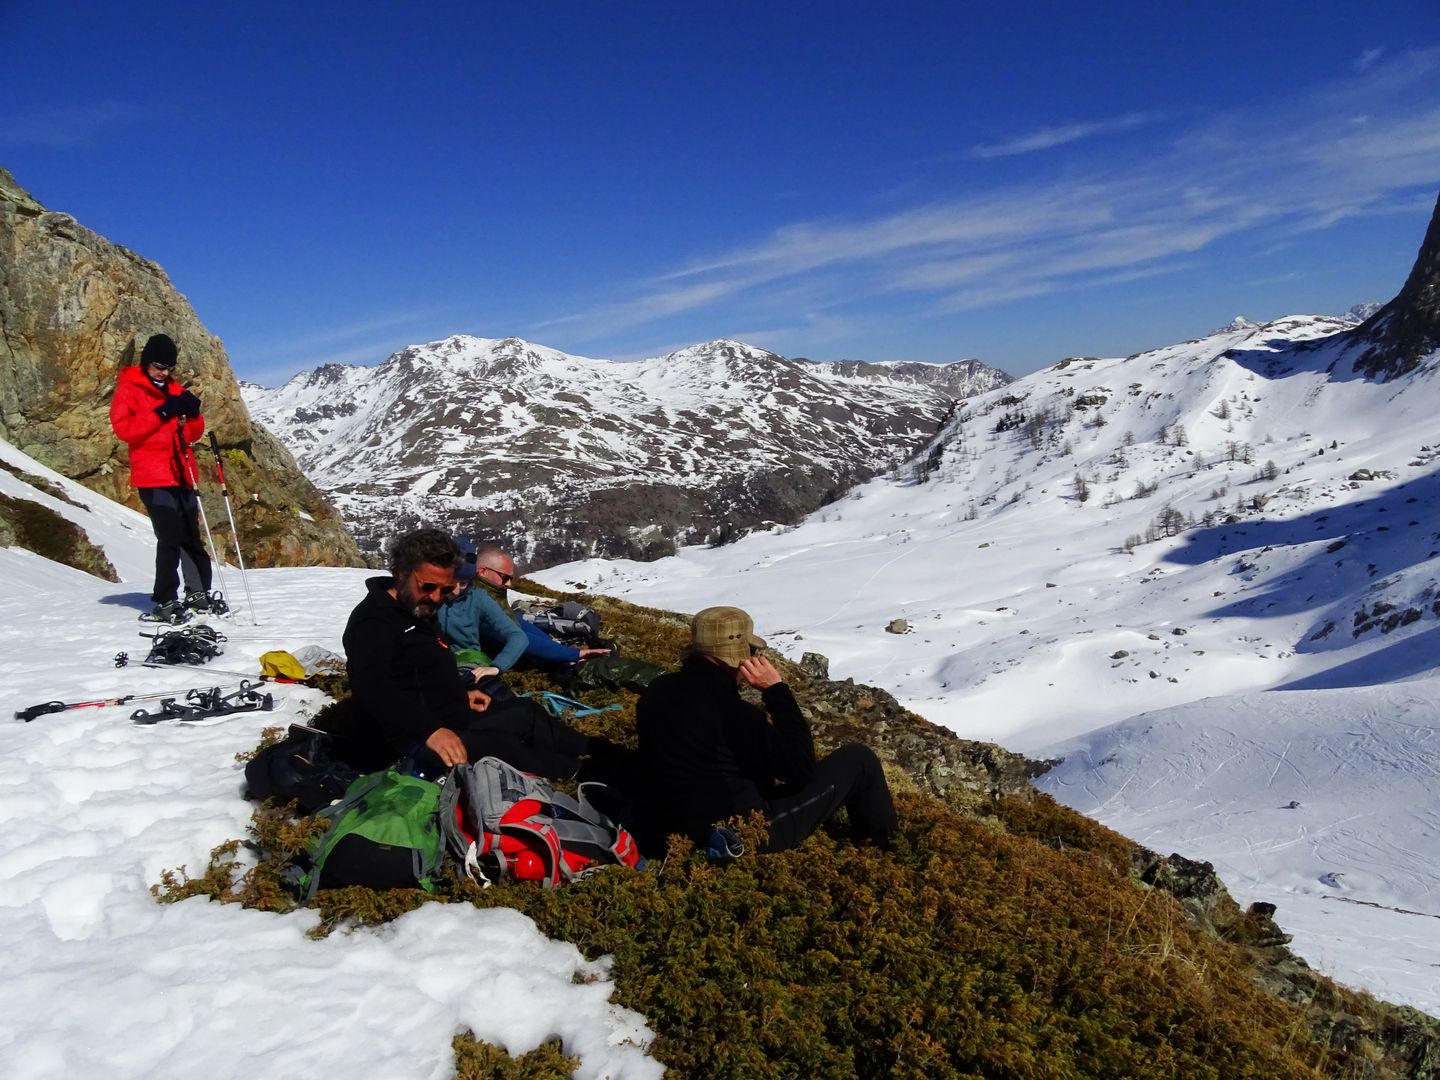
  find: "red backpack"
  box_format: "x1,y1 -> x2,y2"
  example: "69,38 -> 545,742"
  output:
439,757 -> 643,887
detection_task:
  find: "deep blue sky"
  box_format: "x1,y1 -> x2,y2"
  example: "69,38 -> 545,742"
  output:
5,2 -> 1440,383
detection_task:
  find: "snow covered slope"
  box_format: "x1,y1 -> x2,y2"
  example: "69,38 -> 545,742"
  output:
535,313 -> 1440,1014
243,336 -> 1007,566
0,439 -> 662,1079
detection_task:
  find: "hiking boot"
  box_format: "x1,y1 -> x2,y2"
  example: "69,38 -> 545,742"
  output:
184,590 -> 230,616
140,600 -> 193,625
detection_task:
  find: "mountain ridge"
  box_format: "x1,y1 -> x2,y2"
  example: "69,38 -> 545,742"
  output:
245,335 -> 1010,566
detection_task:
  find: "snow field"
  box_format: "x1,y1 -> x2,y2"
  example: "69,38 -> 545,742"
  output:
0,508 -> 662,1078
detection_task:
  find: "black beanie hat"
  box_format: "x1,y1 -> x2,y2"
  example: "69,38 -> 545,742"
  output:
140,334 -> 178,368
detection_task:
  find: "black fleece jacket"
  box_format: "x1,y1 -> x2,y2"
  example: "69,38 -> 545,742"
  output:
635,655 -> 816,842
342,576 -> 472,757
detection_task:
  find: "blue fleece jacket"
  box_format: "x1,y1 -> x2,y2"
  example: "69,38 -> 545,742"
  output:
437,584 -> 583,670
437,586 -> 527,670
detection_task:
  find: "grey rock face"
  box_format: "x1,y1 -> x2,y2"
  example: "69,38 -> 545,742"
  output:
1351,190 -> 1440,380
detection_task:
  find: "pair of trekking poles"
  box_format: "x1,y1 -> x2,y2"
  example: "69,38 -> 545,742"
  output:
179,421 -> 258,625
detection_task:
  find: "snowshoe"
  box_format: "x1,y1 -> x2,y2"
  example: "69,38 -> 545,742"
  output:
140,600 -> 193,626
143,623 -> 227,666
185,590 -> 230,616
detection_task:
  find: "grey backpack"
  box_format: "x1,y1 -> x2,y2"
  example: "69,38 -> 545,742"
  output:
438,757 -> 643,887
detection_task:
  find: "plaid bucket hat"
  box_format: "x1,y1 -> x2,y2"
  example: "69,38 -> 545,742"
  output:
691,606 -> 766,667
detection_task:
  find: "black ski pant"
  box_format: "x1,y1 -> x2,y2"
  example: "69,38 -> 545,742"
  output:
139,486 -> 212,603
763,743 -> 898,852
410,696 -> 636,796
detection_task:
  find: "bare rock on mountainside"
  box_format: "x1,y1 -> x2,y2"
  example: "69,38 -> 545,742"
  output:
0,167 -> 362,568
799,356 -> 1011,399
247,336 -> 1004,569
1351,190 -> 1440,380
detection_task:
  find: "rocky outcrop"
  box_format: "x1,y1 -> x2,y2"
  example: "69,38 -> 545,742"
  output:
0,167 -> 362,567
1352,190 -> 1440,381
804,357 -> 1012,399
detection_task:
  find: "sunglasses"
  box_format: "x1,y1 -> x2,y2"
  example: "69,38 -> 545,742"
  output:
146,360 -> 177,370
415,579 -> 458,597
481,566 -> 513,585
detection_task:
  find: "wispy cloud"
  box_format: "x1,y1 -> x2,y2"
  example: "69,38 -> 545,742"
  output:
531,281 -> 741,341
1355,47 -> 1385,73
0,101 -> 135,148
970,111 -> 1155,159
538,48 -> 1440,348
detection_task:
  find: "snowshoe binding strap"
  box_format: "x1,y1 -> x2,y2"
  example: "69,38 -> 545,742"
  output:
140,600 -> 194,625
184,590 -> 230,616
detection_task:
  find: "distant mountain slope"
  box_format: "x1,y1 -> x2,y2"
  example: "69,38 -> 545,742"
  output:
544,306 -> 1440,743
245,337 -> 1003,566
532,290 -> 1440,1016
800,356 -> 1011,399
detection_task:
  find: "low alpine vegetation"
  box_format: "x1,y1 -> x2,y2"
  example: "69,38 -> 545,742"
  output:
156,587 -> 1439,1078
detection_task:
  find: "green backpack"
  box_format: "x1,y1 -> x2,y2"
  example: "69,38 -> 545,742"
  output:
300,768 -> 447,899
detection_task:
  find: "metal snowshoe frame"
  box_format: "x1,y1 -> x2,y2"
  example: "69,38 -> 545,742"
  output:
129,680 -> 274,724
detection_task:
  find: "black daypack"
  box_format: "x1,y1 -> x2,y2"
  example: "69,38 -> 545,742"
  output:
522,601 -> 603,644
244,724 -> 362,815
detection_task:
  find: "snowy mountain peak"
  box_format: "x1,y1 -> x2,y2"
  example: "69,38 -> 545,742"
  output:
653,339 -> 781,367
1341,302 -> 1383,324
1213,315 -> 1260,334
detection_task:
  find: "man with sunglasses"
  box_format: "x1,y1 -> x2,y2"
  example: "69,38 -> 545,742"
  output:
439,543 -> 609,673
343,528 -> 630,785
108,333 -> 216,622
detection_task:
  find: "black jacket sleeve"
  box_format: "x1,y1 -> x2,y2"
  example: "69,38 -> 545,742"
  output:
757,682 -> 816,787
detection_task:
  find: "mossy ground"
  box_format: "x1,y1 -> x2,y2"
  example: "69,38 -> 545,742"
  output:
159,582 -> 1438,1078
0,489 -> 118,580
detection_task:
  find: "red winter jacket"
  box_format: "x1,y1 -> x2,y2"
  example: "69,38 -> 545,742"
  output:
109,364 -> 205,489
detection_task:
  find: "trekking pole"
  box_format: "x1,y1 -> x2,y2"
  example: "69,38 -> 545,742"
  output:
177,417 -> 233,607
207,431 -> 258,625
140,660 -> 304,683
15,683 -> 248,722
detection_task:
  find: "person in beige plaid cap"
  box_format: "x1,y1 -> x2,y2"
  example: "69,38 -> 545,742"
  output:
632,605 -> 897,856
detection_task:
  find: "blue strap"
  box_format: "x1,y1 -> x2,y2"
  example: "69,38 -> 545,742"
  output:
523,691 -> 622,719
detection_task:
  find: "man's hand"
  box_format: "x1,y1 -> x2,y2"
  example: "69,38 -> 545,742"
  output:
467,689 -> 492,713
578,648 -> 611,659
424,726 -> 467,767
737,655 -> 782,689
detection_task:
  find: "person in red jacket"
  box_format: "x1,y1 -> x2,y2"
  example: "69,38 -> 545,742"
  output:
109,333 -> 219,621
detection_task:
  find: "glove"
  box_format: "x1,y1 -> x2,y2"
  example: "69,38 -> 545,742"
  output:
174,390 -> 202,418
153,396 -> 185,421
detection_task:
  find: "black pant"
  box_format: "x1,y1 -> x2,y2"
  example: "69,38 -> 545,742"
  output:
410,697 -> 635,790
139,486 -> 212,603
764,744 -> 898,852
